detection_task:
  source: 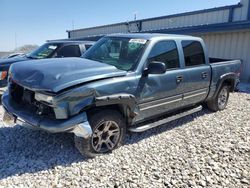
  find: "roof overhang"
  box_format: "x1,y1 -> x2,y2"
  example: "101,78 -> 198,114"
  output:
149,21 -> 250,35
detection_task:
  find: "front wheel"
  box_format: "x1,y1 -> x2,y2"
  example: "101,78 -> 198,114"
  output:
207,85 -> 230,111
74,109 -> 126,158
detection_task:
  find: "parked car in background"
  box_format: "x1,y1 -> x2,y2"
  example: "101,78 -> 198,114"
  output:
0,40 -> 94,93
2,53 -> 25,59
2,34 -> 241,157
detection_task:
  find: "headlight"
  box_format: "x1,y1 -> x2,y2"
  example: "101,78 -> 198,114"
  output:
0,71 -> 8,80
35,93 -> 54,103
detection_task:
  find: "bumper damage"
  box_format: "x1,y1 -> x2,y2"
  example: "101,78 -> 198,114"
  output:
2,93 -> 92,138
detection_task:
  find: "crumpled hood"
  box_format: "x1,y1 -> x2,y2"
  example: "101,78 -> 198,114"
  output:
10,57 -> 127,93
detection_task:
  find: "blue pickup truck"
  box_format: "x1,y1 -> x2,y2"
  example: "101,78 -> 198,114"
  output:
2,34 -> 241,157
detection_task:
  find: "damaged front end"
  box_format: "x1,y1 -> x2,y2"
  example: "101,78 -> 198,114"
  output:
2,77 -> 138,139
2,53 -> 139,142
2,80 -> 94,138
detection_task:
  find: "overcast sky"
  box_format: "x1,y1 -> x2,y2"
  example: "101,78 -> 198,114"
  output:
0,0 -> 240,51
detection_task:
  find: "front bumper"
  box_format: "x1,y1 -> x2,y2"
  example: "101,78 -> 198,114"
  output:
2,93 -> 92,138
0,79 -> 7,94
0,87 -> 7,95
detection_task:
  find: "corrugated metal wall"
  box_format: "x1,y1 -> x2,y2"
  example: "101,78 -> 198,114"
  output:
68,0 -> 249,39
198,30 -> 250,82
233,0 -> 249,21
70,24 -> 128,38
141,9 -> 230,32
69,8 -> 231,38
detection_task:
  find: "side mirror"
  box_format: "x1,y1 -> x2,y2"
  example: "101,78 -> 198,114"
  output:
146,61 -> 166,75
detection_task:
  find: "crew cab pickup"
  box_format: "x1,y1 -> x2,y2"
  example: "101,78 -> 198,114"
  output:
2,34 -> 241,157
0,40 -> 94,92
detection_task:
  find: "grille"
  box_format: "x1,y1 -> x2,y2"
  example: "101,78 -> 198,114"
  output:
9,81 -> 55,119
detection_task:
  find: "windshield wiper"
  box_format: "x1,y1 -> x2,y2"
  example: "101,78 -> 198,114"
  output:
25,55 -> 37,59
86,57 -> 103,63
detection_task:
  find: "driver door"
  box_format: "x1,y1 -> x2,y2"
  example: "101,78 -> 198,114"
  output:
136,40 -> 186,122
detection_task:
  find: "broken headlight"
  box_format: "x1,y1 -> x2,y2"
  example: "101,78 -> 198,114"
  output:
35,92 -> 54,104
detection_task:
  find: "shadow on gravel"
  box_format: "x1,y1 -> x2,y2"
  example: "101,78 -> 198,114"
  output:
0,125 -> 86,180
124,108 -> 213,145
0,108 -> 212,180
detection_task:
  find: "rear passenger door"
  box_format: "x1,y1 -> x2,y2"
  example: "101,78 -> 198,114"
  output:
181,40 -> 211,106
137,40 -> 186,121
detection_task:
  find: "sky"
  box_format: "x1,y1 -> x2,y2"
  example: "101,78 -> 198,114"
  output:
0,0 -> 240,51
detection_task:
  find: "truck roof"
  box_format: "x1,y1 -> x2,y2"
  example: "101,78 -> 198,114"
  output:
46,40 -> 95,44
107,33 -> 200,41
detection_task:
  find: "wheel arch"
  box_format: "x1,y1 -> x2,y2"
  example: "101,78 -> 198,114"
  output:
213,72 -> 236,99
86,94 -> 137,125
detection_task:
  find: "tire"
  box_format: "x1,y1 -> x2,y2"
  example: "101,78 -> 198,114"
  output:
207,85 -> 230,112
74,109 -> 126,158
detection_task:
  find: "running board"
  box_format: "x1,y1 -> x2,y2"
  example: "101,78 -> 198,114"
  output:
129,106 -> 202,132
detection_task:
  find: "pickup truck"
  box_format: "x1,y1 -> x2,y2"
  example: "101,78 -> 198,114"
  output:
2,34 -> 241,157
0,40 -> 94,93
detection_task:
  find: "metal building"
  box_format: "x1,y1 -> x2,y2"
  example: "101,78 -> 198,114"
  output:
67,0 -> 250,82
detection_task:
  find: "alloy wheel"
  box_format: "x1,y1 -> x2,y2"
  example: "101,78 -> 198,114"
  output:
91,120 -> 120,153
218,87 -> 228,109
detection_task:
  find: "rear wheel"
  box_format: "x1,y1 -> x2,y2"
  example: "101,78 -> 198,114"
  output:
74,109 -> 126,158
207,85 -> 230,111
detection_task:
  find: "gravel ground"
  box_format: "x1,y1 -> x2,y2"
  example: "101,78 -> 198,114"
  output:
0,92 -> 249,188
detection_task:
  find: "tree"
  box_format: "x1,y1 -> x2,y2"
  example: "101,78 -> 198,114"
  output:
15,44 -> 39,53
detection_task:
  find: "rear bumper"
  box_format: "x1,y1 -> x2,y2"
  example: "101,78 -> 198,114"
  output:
2,93 -> 92,138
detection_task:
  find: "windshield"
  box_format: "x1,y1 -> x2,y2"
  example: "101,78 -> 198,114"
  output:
28,43 -> 59,59
83,37 -> 147,71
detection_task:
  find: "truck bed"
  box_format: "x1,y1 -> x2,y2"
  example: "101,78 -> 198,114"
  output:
209,57 -> 232,63
207,58 -> 241,100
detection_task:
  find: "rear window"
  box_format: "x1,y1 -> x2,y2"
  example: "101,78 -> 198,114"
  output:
182,40 -> 205,67
148,41 -> 180,69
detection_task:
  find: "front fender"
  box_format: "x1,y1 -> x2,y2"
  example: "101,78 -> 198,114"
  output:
61,92 -> 137,120
96,93 -> 135,106
95,93 -> 137,118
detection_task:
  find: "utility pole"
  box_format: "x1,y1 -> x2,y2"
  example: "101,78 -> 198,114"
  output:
72,20 -> 75,30
72,20 -> 75,38
133,11 -> 138,21
14,32 -> 17,52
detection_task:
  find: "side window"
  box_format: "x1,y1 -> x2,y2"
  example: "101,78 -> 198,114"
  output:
148,41 -> 180,69
182,40 -> 205,67
85,44 -> 92,50
56,45 -> 81,57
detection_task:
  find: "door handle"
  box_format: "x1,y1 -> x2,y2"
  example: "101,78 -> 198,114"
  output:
202,72 -> 208,79
176,75 -> 183,83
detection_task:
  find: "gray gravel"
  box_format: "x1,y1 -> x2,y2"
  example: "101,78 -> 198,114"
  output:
0,92 -> 250,187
